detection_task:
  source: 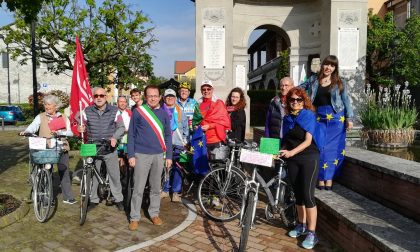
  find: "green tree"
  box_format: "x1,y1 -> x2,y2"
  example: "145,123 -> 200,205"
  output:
367,11 -> 419,86
0,0 -> 49,23
275,49 -> 290,80
3,0 -> 156,89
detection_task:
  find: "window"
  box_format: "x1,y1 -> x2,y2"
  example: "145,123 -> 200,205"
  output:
1,52 -> 8,68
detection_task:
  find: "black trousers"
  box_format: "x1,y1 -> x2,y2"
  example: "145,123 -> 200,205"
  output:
287,153 -> 319,208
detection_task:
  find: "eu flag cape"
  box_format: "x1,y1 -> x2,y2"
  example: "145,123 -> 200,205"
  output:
282,109 -> 324,149
191,126 -> 210,176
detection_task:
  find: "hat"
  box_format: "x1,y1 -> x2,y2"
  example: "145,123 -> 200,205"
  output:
201,79 -> 213,88
164,88 -> 177,97
179,82 -> 191,90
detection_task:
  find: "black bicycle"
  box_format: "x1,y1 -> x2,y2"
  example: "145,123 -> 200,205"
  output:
197,140 -> 250,221
79,139 -> 113,225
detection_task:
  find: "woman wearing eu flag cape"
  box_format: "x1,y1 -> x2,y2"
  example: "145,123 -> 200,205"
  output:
299,55 -> 354,190
280,87 -> 323,250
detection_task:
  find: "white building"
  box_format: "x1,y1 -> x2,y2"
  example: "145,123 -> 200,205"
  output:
0,33 -> 72,104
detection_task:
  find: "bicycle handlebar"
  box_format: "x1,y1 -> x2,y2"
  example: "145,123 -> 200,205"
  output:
19,132 -> 68,139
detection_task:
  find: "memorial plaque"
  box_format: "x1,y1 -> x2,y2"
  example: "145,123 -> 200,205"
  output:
203,26 -> 225,69
338,27 -> 359,69
235,65 -> 246,90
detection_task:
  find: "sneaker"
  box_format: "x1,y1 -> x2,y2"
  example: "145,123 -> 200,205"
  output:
151,216 -> 163,226
302,231 -> 319,249
63,199 -> 77,205
116,201 -> 124,211
160,191 -> 169,199
288,223 -> 307,238
128,220 -> 139,231
172,193 -> 181,202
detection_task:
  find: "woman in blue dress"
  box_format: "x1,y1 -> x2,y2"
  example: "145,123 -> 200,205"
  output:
299,55 -> 354,190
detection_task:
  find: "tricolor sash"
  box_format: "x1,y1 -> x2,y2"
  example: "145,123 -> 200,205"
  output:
137,105 -> 166,152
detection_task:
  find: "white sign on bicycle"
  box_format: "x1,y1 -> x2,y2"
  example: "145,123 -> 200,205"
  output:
240,149 -> 273,167
29,137 -> 47,150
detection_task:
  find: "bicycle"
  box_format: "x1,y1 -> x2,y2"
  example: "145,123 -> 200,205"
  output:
22,133 -> 64,223
79,139 -> 113,225
197,140 -> 250,221
238,151 -> 297,251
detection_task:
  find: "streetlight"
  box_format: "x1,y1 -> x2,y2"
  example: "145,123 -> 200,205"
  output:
0,34 -> 11,105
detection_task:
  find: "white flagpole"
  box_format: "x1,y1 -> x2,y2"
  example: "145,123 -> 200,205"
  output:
79,100 -> 84,140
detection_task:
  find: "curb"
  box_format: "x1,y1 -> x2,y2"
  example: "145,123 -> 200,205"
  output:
0,197 -> 30,229
116,197 -> 197,252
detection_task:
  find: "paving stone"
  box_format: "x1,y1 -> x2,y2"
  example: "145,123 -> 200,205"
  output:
176,243 -> 196,251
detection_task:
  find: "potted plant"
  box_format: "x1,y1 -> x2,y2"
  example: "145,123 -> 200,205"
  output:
359,82 -> 417,148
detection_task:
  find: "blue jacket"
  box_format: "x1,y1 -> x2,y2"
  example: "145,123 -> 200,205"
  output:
299,75 -> 354,121
128,105 -> 172,159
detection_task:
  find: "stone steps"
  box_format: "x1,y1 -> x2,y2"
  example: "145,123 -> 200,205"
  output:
315,184 -> 420,252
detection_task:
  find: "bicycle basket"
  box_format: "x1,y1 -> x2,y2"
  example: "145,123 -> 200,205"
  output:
80,144 -> 97,157
30,149 -> 62,164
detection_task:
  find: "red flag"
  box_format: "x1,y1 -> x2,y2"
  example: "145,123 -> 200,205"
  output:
69,37 -> 93,137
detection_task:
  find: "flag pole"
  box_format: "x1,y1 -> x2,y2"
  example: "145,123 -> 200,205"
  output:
79,100 -> 84,140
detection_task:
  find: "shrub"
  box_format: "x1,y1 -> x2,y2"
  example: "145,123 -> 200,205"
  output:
48,90 -> 70,108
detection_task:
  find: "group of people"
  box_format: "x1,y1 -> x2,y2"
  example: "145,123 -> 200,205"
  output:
21,54 -> 353,250
266,55 -> 353,249
21,78 -> 246,232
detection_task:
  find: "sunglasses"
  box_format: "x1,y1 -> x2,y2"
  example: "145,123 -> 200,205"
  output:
289,97 -> 303,103
94,94 -> 106,98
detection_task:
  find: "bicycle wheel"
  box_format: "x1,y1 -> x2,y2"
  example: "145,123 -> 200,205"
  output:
280,184 -> 297,227
238,190 -> 256,252
33,167 -> 53,222
79,166 -> 92,225
198,166 -> 246,221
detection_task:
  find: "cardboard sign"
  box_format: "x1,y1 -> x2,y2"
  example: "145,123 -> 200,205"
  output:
29,137 -> 47,150
259,137 -> 280,154
240,149 -> 273,167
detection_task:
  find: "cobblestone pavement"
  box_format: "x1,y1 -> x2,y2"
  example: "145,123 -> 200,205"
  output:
1,131 -> 338,251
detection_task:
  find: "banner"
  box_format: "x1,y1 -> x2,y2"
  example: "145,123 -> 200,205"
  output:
69,37 -> 93,136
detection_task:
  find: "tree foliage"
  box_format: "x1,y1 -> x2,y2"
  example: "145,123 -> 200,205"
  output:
0,0 -> 49,23
367,11 -> 419,86
3,0 -> 156,89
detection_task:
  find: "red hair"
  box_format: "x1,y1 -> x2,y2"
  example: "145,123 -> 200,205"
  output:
285,87 -> 315,114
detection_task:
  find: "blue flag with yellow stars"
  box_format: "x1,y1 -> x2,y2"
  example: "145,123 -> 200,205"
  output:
191,126 -> 209,176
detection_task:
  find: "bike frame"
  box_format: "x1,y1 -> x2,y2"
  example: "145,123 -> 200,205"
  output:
239,165 -> 260,228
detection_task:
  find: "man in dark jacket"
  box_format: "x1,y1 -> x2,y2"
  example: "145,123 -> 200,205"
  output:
264,77 -> 294,139
78,87 -> 126,211
127,85 -> 172,231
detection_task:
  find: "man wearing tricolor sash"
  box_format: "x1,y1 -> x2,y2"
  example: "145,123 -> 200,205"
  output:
127,85 -> 172,231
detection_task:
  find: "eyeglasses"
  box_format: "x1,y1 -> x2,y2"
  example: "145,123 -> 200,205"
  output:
94,94 -> 106,98
289,97 -> 304,103
201,88 -> 212,92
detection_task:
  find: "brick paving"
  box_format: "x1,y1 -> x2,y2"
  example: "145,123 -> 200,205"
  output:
1,131 -> 338,251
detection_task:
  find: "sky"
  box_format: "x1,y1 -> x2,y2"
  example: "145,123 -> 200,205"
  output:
0,0 -> 196,79
0,0 -> 262,79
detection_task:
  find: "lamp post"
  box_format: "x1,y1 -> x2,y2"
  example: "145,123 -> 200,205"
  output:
0,34 -> 11,105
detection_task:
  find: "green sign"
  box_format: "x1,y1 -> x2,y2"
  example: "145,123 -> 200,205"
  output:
80,144 -> 97,157
259,137 -> 280,154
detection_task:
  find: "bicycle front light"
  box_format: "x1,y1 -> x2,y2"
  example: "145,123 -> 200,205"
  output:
86,157 -> 94,164
45,164 -> 52,170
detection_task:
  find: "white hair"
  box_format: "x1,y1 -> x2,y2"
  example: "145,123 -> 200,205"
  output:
43,95 -> 63,109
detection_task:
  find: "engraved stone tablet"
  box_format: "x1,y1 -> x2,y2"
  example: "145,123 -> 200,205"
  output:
203,26 -> 225,69
338,28 -> 359,69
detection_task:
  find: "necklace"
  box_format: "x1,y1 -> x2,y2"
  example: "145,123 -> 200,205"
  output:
321,78 -> 331,87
